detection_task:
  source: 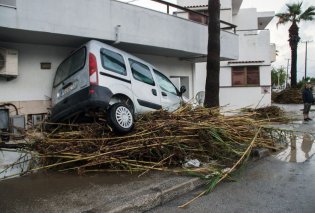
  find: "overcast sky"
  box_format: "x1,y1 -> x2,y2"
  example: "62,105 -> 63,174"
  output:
119,0 -> 315,80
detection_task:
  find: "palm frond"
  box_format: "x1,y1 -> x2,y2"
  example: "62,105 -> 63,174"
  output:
286,2 -> 303,16
275,13 -> 291,27
298,6 -> 315,22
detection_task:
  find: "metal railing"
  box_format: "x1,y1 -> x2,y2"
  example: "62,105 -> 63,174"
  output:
150,0 -> 237,33
0,0 -> 16,8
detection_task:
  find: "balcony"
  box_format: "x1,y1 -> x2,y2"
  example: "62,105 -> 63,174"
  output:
0,0 -> 239,61
235,30 -> 272,65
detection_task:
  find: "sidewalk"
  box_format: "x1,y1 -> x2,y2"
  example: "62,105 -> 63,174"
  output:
0,171 -> 205,213
272,104 -> 315,133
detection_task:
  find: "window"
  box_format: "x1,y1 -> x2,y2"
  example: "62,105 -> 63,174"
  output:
232,66 -> 260,86
100,48 -> 126,75
54,47 -> 86,87
129,59 -> 155,86
154,70 -> 178,95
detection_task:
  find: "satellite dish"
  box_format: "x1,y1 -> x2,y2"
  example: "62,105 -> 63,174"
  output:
195,91 -> 205,106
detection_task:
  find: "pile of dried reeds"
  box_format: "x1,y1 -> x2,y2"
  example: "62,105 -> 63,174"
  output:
272,88 -> 302,104
243,106 -> 288,122
26,106 -> 277,177
11,106 -> 285,207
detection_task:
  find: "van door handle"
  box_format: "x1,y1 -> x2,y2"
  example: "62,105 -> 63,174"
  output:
62,82 -> 72,89
152,89 -> 157,96
162,92 -> 167,97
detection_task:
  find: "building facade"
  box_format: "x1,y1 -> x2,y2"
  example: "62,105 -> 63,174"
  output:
178,0 -> 276,110
0,0 -> 277,128
0,0 -> 239,126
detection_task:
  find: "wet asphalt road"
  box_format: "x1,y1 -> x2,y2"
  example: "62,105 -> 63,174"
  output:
151,155 -> 315,213
151,104 -> 315,213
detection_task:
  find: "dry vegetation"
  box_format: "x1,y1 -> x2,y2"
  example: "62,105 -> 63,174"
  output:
24,106 -> 281,179
1,105 -> 291,206
272,88 -> 302,104
242,106 -> 289,122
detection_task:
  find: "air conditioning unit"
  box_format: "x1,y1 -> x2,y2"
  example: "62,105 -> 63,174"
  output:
0,48 -> 18,77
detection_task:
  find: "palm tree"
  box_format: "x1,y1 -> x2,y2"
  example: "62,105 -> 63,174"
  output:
276,2 -> 315,88
204,0 -> 220,107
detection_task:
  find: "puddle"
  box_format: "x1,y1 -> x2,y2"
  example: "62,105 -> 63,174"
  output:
0,149 -> 32,180
273,134 -> 315,163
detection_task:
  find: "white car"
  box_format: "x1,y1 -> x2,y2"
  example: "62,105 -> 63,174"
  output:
51,40 -> 186,133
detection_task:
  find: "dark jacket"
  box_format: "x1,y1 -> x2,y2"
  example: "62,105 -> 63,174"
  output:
303,88 -> 314,103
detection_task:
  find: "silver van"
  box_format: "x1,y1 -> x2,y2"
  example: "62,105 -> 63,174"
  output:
51,40 -> 186,133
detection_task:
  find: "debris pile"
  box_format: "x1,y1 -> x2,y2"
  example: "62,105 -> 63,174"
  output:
243,106 -> 288,122
272,88 -> 302,104
26,106 -> 277,177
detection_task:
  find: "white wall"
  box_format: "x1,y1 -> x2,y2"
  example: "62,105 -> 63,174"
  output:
233,8 -> 258,30
260,66 -> 272,86
193,62 -> 272,109
0,42 -> 73,102
221,30 -> 271,66
220,0 -> 232,9
270,43 -> 276,62
0,0 -> 208,56
238,30 -> 271,62
221,9 -> 232,24
193,63 -> 206,95
220,0 -> 232,24
220,87 -> 271,110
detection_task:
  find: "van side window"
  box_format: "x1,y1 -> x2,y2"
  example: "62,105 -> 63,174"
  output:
153,70 -> 178,95
129,59 -> 155,86
100,48 -> 126,75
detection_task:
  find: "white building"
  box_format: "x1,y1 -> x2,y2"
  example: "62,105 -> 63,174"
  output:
0,0 -> 239,124
0,0 -> 275,127
178,0 -> 276,110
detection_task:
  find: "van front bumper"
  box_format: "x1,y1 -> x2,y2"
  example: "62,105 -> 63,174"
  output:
50,85 -> 113,122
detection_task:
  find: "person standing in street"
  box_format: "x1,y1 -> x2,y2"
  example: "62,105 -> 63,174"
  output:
302,81 -> 314,121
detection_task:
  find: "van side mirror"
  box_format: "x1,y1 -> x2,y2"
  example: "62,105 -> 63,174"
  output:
179,86 -> 186,96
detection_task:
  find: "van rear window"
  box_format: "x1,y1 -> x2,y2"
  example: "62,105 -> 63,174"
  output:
53,47 -> 86,87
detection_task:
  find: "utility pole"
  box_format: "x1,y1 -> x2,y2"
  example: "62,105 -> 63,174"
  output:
301,40 -> 313,80
286,58 -> 290,88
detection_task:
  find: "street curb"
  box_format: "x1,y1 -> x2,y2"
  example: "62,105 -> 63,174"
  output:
91,177 -> 206,213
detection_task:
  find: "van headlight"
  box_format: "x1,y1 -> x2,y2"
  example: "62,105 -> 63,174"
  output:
57,92 -> 60,98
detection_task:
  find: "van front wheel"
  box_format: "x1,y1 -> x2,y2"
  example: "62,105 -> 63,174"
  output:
107,103 -> 134,133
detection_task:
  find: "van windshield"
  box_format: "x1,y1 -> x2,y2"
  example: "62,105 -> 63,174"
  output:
53,47 -> 86,87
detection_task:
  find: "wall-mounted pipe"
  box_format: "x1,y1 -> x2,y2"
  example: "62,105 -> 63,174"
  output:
0,103 -> 18,115
113,25 -> 121,45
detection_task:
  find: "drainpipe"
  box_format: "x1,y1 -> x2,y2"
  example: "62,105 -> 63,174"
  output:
113,25 -> 121,45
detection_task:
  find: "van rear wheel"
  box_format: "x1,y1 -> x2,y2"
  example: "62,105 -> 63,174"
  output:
107,103 -> 134,133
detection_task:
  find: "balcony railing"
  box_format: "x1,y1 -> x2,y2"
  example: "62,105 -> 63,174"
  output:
0,0 -> 16,8
149,0 -> 237,33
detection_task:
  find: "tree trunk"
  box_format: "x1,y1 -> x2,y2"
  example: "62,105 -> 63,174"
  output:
288,21 -> 300,88
204,0 -> 221,108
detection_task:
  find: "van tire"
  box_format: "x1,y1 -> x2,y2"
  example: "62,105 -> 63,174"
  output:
107,103 -> 134,133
